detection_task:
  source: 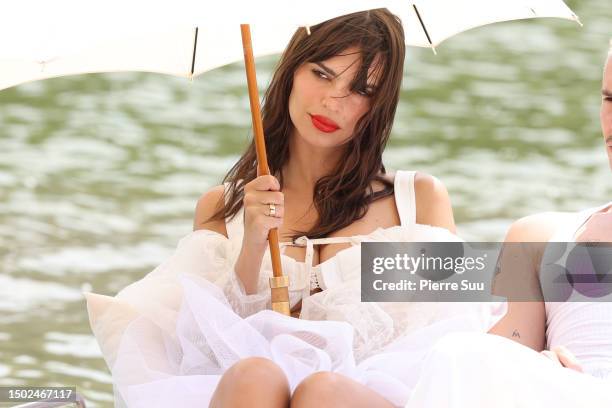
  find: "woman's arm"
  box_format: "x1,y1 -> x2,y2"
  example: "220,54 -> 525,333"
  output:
193,177 -> 284,295
193,185 -> 228,235
193,185 -> 265,294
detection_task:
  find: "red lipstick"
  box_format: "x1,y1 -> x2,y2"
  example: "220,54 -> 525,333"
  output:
310,114 -> 340,133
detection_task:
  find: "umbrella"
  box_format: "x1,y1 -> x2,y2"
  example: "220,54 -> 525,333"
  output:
0,0 -> 581,316
0,0 -> 581,90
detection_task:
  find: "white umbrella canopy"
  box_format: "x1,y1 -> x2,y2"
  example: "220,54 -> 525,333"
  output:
0,0 -> 580,90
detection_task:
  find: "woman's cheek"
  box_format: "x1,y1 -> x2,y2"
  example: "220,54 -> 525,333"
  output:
349,99 -> 370,123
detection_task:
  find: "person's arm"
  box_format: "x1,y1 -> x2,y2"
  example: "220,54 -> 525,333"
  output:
193,185 -> 264,294
193,176 -> 284,295
487,213 -> 565,351
414,173 -> 456,234
193,185 -> 228,235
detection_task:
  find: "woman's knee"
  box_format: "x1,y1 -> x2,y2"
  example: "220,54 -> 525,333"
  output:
223,357 -> 289,388
291,372 -> 346,408
291,372 -> 395,408
210,357 -> 290,408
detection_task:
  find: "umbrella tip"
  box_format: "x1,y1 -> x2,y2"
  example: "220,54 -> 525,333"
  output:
431,46 -> 437,56
305,26 -> 311,36
572,14 -> 583,27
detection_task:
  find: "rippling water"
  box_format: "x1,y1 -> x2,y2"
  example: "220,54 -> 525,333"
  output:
1,1 -> 611,406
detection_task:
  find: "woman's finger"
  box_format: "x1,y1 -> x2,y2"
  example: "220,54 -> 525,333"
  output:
261,202 -> 284,219
254,191 -> 284,206
540,350 -> 562,366
249,175 -> 280,192
553,346 -> 583,373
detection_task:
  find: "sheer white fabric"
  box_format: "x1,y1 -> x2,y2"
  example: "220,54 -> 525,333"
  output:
405,332 -> 612,408
85,171 -> 507,407
404,203 -> 612,408
86,225 -> 506,408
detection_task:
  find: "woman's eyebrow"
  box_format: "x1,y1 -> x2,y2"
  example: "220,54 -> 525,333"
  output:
315,61 -> 378,91
315,62 -> 337,77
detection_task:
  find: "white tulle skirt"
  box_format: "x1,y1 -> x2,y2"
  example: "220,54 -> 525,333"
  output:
97,274 -> 504,408
85,227 -> 506,407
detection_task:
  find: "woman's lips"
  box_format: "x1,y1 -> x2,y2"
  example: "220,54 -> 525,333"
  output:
310,114 -> 339,133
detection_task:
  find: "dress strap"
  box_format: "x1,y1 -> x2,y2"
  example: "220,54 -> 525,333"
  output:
394,170 -> 417,227
223,182 -> 245,242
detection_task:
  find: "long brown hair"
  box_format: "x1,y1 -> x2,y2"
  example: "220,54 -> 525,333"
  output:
209,9 -> 406,240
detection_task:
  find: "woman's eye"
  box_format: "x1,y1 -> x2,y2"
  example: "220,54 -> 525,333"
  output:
312,69 -> 329,80
357,89 -> 373,97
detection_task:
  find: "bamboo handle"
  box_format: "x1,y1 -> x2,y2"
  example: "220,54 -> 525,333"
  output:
240,24 -> 290,316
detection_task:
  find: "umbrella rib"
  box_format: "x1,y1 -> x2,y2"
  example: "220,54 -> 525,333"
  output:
190,27 -> 199,78
412,4 -> 434,48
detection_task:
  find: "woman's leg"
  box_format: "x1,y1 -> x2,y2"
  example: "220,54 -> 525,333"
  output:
209,357 -> 291,408
290,371 -> 395,408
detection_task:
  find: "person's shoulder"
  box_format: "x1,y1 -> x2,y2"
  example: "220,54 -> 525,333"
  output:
403,170 -> 456,233
196,184 -> 225,210
193,184 -> 228,236
505,211 -> 575,242
380,169 -> 445,192
413,171 -> 447,197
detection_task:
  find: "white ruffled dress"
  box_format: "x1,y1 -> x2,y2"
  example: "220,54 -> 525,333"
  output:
85,170 -> 506,408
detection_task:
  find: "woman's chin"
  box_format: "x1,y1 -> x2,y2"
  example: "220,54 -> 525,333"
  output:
298,133 -> 346,149
291,121 -> 350,149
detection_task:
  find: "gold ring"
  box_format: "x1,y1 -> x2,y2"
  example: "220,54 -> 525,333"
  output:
268,203 -> 276,217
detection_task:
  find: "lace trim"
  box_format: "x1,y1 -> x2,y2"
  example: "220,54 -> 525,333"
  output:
285,235 -> 364,291
310,268 -> 321,290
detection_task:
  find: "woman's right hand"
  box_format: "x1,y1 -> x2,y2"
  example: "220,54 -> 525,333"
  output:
242,175 -> 285,249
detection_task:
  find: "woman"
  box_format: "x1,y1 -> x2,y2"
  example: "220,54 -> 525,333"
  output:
194,9 -> 455,318
195,9 -> 457,407
86,9 -> 504,408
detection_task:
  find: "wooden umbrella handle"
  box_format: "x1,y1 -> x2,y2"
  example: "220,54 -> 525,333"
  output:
240,24 -> 290,316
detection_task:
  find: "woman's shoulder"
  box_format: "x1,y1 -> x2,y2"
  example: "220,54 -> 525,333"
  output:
396,170 -> 455,233
380,169 -> 444,190
193,184 -> 228,237
379,169 -> 454,232
414,172 -> 455,232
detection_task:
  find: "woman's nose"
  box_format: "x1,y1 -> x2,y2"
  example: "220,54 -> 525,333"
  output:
322,86 -> 349,112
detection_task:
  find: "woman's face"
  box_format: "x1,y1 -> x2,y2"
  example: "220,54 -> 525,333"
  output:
288,46 -> 380,148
